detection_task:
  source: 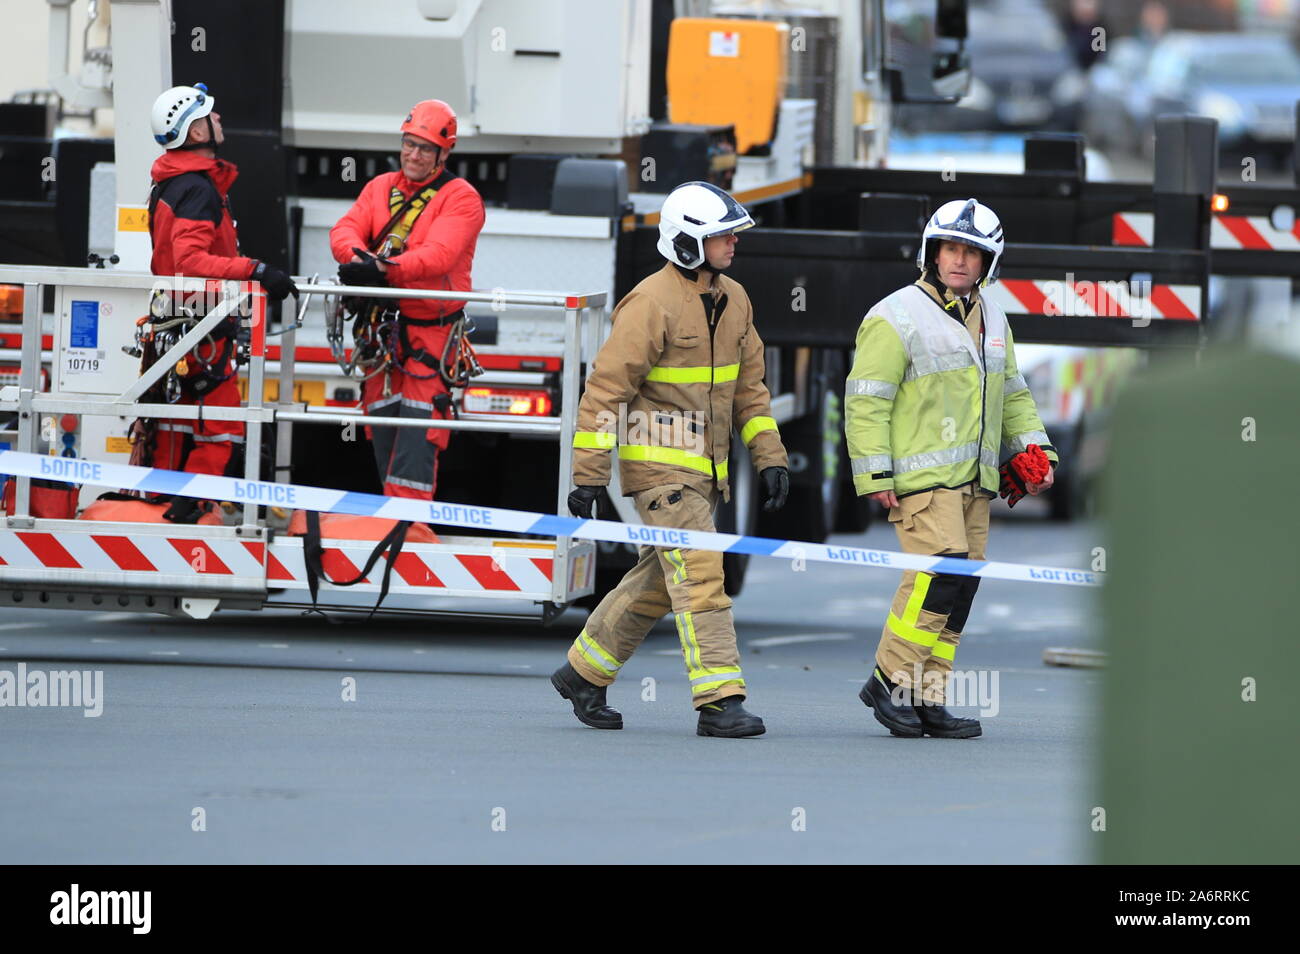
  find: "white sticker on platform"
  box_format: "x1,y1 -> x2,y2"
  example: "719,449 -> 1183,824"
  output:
709,31 -> 740,57
62,350 -> 107,376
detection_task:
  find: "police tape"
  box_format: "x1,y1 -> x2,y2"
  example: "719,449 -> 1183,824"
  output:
0,451 -> 1102,588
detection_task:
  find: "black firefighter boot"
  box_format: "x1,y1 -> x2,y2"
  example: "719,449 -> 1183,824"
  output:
859,667 -> 924,738
696,696 -> 766,738
551,662 -> 623,730
915,699 -> 982,739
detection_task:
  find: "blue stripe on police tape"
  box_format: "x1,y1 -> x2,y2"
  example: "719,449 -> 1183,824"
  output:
728,536 -> 785,556
334,491 -> 381,515
0,450 -> 1101,588
527,514 -> 581,537
138,469 -> 195,496
930,556 -> 988,575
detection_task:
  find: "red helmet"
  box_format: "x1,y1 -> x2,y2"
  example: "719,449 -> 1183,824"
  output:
400,100 -> 457,151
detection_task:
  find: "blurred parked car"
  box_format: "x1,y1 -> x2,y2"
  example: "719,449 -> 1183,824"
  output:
1085,31 -> 1300,165
1081,36 -> 1149,152
886,131 -> 1114,180
895,0 -> 1086,133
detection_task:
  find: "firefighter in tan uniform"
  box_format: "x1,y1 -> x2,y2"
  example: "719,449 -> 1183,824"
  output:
550,182 -> 789,738
847,199 -> 1059,739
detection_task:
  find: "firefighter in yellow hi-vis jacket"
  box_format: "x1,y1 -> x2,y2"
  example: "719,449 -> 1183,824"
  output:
551,182 -> 789,738
846,199 -> 1059,739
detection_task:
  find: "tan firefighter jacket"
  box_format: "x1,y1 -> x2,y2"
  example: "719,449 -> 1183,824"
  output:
572,263 -> 788,501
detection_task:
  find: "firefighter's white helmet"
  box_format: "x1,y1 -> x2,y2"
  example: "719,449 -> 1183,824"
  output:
657,181 -> 755,270
917,198 -> 1005,286
152,83 -> 214,149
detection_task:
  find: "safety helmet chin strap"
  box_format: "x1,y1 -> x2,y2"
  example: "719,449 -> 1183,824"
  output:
178,116 -> 218,153
922,263 -> 950,296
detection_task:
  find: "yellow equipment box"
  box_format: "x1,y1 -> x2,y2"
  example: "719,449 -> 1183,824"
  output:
666,18 -> 788,155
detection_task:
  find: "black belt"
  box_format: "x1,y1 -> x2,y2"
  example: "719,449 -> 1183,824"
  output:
399,309 -> 464,328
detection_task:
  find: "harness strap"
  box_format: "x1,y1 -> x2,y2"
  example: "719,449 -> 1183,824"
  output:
374,168 -> 453,255
302,511 -> 412,617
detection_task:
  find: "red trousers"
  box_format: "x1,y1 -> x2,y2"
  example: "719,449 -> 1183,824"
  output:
151,359 -> 245,476
361,323 -> 452,499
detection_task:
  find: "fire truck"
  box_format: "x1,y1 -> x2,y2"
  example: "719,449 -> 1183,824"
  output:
2,0 -> 1297,620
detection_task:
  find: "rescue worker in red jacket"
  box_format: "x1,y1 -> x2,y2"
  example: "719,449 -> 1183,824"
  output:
329,100 -> 485,499
147,83 -> 297,521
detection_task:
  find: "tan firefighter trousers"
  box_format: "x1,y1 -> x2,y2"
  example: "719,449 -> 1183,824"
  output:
566,482 -> 746,708
875,483 -> 990,705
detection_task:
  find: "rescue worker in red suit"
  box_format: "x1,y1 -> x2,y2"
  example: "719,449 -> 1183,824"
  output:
329,100 -> 485,499
147,83 -> 297,522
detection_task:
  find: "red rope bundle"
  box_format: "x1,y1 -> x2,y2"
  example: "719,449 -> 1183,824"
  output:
998,444 -> 1051,508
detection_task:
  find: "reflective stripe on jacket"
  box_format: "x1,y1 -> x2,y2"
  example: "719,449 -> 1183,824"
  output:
572,263 -> 788,501
845,278 -> 1059,497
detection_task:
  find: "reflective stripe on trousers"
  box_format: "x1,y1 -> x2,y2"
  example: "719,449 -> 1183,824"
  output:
886,571 -> 939,650
564,484 -> 744,706
570,627 -> 622,678
368,400 -> 443,499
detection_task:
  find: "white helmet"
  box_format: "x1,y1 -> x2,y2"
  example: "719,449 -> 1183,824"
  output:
152,83 -> 214,149
917,198 -> 1005,286
657,181 -> 755,270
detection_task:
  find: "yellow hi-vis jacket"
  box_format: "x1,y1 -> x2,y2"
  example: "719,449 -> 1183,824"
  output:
846,277 -> 1059,498
572,263 -> 788,501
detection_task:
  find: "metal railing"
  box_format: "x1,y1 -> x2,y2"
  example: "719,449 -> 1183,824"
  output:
0,265 -> 607,606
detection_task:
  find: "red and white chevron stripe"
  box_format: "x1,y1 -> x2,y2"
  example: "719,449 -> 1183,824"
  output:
1210,214 -> 1300,251
989,278 -> 1201,321
0,528 -> 266,578
1113,211 -> 1300,251
0,528 -> 596,601
263,537 -> 598,600
265,537 -> 564,599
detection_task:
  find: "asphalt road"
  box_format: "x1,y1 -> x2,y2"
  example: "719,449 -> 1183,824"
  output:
0,498 -> 1104,864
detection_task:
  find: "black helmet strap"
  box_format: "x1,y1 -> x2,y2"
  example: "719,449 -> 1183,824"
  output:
673,231 -> 701,266
177,115 -> 217,153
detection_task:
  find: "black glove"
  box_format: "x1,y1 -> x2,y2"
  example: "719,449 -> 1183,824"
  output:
253,262 -> 298,302
997,461 -> 1022,508
338,256 -> 388,288
567,486 -> 606,519
761,466 -> 789,512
